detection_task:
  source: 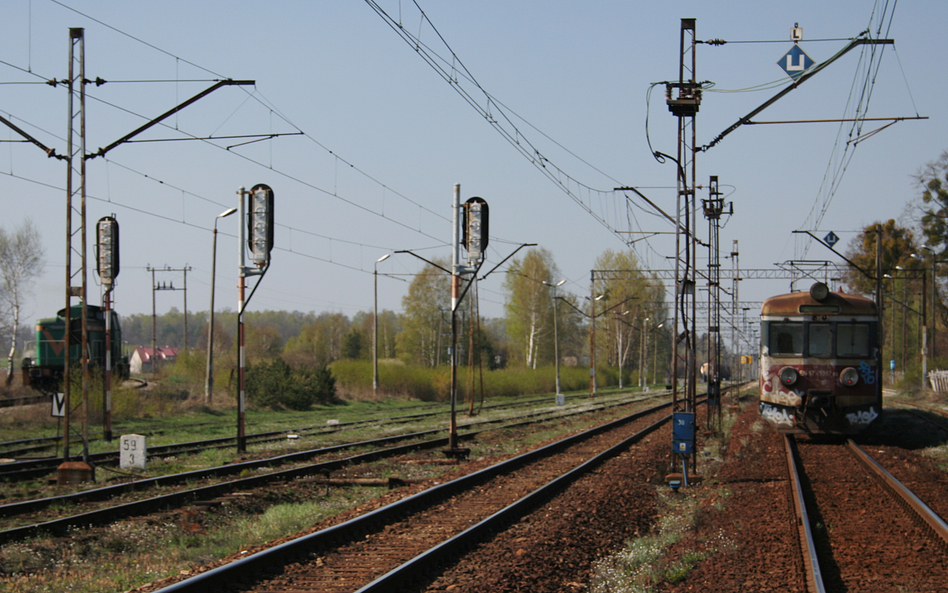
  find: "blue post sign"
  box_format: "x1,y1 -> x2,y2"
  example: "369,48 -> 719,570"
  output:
672,412 -> 696,455
778,45 -> 814,81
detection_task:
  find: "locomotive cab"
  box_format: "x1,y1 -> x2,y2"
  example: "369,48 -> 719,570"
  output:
21,304 -> 130,394
759,282 -> 881,434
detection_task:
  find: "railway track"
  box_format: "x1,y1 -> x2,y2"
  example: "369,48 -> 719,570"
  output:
0,392 -> 665,544
785,435 -> 948,592
146,401 -> 671,593
886,397 -> 948,436
0,390 -> 650,475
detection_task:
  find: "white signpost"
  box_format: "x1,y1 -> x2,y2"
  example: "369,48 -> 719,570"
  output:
120,434 -> 147,471
51,393 -> 65,418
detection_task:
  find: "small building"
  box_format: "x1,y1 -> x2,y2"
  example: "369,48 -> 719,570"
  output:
129,346 -> 179,374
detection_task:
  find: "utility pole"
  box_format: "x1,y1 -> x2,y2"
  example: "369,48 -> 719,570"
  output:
146,265 -> 192,372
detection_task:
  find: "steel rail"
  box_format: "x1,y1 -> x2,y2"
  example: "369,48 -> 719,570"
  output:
784,435 -> 827,593
0,390 -> 647,475
354,417 -> 667,592
847,439 -> 948,551
147,403 -> 673,592
0,393 -> 662,543
0,389 -> 654,481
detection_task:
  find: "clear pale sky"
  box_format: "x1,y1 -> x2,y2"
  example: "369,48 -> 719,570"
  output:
1,1 -> 942,336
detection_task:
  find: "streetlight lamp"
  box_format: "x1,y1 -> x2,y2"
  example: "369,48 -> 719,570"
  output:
205,207 -> 237,404
544,279 -> 567,401
374,253 -> 391,397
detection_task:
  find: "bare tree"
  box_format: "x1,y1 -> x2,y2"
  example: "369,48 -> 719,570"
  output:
0,219 -> 45,386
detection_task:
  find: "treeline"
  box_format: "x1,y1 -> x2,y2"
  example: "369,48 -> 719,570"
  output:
113,246 -> 676,402
119,307 -> 503,369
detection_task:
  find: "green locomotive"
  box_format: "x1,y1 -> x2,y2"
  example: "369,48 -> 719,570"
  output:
21,304 -> 130,393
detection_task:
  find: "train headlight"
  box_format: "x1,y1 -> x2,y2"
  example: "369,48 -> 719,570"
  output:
779,366 -> 799,387
840,367 -> 859,387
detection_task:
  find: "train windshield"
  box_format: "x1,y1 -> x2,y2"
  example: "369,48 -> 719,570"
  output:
808,323 -> 832,358
837,322 -> 871,358
769,322 -> 803,356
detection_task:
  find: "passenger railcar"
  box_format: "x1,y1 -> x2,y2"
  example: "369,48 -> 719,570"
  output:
759,282 -> 881,434
21,304 -> 130,393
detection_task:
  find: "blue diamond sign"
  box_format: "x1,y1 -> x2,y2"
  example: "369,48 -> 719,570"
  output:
778,45 -> 814,80
824,231 -> 839,247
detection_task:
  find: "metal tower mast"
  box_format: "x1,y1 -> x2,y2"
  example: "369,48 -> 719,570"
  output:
665,18 -> 701,478
63,28 -> 91,464
703,176 -> 730,428
667,19 -> 700,413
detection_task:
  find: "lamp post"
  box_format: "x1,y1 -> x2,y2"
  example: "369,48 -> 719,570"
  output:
588,291 -> 604,397
649,322 -> 665,388
921,248 -> 935,378
544,279 -> 566,399
205,207 -> 237,404
613,310 -> 630,389
374,253 -> 391,397
640,317 -> 649,390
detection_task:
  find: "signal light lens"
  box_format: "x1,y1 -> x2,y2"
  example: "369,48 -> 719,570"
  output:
779,366 -> 799,387
840,367 -> 859,387
96,216 -> 119,284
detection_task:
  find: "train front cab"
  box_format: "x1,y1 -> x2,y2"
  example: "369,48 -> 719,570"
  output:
21,304 -> 128,393
759,283 -> 881,435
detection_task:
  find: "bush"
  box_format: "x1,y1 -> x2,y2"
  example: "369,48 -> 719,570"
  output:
246,358 -> 336,410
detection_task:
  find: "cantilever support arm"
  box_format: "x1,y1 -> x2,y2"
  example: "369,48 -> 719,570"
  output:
0,113 -> 63,159
794,230 -> 875,281
88,79 -> 255,160
703,37 -> 893,151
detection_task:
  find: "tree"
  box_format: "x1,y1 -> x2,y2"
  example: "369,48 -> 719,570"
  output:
503,248 -> 559,368
0,219 -> 44,385
592,250 -> 657,378
342,327 -> 364,359
396,259 -> 450,366
843,220 -> 925,372
282,312 -> 350,367
246,357 -> 336,410
842,220 -> 920,297
918,150 -> 948,257
578,250 -> 670,386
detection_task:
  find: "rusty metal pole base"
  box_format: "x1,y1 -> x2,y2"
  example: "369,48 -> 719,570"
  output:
441,447 -> 471,461
57,461 -> 94,485
664,472 -> 704,486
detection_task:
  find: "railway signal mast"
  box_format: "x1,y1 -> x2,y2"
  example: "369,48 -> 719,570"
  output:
96,216 -> 119,442
447,190 -> 488,455
237,184 -> 275,452
665,18 -> 701,484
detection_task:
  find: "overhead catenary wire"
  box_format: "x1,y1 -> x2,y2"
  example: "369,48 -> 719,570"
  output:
797,0 -> 905,259
364,0 -> 671,255
0,31 -> 462,288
